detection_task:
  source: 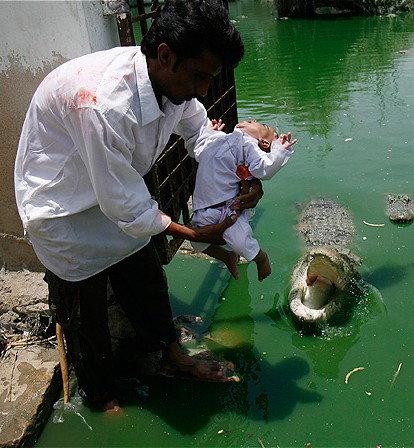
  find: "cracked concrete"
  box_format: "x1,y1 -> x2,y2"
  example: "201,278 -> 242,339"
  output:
0,268 -> 61,447
0,344 -> 61,447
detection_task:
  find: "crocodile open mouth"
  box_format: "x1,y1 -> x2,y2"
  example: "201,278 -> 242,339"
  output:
288,247 -> 360,325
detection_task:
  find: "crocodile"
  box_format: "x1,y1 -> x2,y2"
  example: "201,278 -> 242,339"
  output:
288,199 -> 364,331
385,194 -> 413,223
288,246 -> 362,327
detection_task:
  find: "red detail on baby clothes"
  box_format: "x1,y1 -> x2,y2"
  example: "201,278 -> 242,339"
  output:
236,164 -> 252,180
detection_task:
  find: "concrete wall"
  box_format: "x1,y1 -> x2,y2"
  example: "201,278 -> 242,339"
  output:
0,1 -> 120,270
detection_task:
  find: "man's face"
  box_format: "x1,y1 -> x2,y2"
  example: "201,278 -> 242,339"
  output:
154,47 -> 222,105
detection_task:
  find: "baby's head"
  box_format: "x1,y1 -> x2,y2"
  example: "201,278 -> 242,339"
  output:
236,120 -> 277,152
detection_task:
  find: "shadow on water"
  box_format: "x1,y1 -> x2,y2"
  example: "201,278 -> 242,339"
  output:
119,265 -> 322,435
363,262 -> 412,290
117,355 -> 321,435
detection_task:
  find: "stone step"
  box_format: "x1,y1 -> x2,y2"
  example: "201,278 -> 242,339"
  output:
0,345 -> 61,447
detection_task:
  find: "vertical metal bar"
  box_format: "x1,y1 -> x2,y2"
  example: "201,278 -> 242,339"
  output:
136,0 -> 148,35
116,0 -> 136,46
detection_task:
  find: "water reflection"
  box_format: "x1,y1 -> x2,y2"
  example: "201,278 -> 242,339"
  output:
232,4 -> 414,141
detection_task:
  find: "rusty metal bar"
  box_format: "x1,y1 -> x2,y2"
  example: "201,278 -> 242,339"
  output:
116,12 -> 136,46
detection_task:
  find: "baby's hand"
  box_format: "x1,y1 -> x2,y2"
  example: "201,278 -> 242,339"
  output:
277,132 -> 297,150
210,118 -> 225,131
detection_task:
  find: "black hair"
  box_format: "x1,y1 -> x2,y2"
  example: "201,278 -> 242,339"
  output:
140,0 -> 244,68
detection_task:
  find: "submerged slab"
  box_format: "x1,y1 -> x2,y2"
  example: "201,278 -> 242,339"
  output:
0,345 -> 61,447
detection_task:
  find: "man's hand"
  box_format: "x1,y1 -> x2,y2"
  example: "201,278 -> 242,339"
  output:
192,215 -> 237,244
231,178 -> 264,212
164,215 -> 237,244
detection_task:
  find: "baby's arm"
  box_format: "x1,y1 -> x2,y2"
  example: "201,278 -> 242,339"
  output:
243,130 -> 297,180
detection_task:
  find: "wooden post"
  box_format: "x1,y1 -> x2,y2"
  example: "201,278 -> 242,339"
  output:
56,323 -> 69,404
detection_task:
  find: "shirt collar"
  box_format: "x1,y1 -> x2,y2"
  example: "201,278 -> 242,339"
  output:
135,48 -> 164,126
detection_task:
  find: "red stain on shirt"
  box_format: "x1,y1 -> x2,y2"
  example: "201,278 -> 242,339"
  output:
69,90 -> 97,110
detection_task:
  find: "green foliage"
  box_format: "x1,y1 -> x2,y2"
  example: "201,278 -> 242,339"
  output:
355,0 -> 414,14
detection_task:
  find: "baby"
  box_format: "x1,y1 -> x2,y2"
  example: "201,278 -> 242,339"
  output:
191,119 -> 297,281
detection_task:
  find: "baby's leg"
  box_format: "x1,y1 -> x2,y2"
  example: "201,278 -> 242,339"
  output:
203,245 -> 239,280
253,249 -> 271,282
223,211 -> 265,280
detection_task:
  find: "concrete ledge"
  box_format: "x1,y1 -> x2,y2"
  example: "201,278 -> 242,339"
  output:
0,345 -> 61,447
0,236 -> 44,272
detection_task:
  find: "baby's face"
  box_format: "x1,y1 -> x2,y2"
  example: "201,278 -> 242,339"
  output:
236,120 -> 277,146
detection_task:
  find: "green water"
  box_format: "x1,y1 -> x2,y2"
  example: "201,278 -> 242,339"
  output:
36,3 -> 414,447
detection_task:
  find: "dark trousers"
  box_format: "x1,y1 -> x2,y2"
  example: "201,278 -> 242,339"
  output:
45,239 -> 176,405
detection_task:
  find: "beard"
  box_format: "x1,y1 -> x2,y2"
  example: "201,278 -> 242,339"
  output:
165,93 -> 194,105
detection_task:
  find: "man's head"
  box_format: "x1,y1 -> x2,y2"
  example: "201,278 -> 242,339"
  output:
236,120 -> 278,152
141,0 -> 244,104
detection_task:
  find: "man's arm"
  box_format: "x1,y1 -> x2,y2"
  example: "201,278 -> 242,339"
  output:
163,215 -> 237,244
231,178 -> 264,212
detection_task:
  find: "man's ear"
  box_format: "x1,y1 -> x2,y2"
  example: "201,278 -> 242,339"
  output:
157,43 -> 177,69
259,138 -> 271,151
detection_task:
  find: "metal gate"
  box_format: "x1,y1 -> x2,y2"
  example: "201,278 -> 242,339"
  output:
104,0 -> 239,263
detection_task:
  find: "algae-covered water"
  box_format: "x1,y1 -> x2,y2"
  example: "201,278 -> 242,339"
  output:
36,2 -> 414,447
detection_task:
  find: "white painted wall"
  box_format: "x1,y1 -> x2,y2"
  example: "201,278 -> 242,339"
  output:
0,0 -> 122,269
0,1 -> 120,72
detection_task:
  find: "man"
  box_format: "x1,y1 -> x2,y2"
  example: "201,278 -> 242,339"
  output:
15,0 -> 261,411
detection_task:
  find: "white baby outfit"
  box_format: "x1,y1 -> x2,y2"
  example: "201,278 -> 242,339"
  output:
191,126 -> 293,261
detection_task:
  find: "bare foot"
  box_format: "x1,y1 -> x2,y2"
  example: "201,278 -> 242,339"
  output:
254,249 -> 271,282
203,246 -> 239,280
224,251 -> 239,280
101,398 -> 121,413
166,341 -> 225,381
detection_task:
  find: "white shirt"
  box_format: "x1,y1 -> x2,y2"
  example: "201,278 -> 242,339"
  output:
192,127 -> 293,211
14,46 -> 209,280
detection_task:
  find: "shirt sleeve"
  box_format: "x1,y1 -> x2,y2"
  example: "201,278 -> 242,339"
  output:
173,99 -> 210,158
63,107 -> 172,238
193,126 -> 227,161
243,136 -> 294,180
